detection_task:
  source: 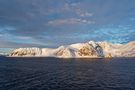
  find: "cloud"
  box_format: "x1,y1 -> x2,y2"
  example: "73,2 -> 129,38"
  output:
0,0 -> 135,48
43,2 -> 94,19
79,12 -> 93,17
45,3 -> 77,15
75,9 -> 93,17
48,18 -> 95,26
0,33 -> 55,48
0,41 -> 45,48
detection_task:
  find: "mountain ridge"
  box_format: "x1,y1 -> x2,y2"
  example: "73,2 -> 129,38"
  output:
9,41 -> 135,58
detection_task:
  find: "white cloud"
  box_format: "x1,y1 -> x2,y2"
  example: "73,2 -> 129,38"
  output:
45,3 -> 72,15
76,9 -> 93,17
17,36 -> 33,40
45,3 -> 94,18
80,12 -> 93,17
48,18 -> 95,26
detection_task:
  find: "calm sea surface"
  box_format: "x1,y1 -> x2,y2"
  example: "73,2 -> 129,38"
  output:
0,57 -> 135,90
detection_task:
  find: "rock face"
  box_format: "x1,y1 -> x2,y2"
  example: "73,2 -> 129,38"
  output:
9,41 -> 135,58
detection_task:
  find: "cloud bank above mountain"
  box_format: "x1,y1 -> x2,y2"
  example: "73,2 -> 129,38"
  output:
0,0 -> 135,48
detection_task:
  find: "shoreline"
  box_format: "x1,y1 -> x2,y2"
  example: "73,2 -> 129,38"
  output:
6,56 -> 135,59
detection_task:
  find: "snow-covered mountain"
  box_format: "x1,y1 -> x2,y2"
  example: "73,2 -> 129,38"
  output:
9,41 -> 135,58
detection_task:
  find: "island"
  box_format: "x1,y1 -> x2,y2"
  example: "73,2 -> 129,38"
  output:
9,41 -> 135,58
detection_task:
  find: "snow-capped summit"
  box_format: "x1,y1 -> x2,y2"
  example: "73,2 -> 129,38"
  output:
9,41 -> 135,58
88,41 -> 98,48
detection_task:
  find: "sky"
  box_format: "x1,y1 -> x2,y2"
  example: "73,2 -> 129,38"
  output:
0,0 -> 135,48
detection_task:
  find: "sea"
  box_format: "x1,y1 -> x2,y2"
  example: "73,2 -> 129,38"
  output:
0,57 -> 135,90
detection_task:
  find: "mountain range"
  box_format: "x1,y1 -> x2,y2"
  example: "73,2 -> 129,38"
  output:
9,41 -> 135,58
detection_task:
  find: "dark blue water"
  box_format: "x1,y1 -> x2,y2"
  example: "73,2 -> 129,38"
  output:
0,57 -> 135,90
